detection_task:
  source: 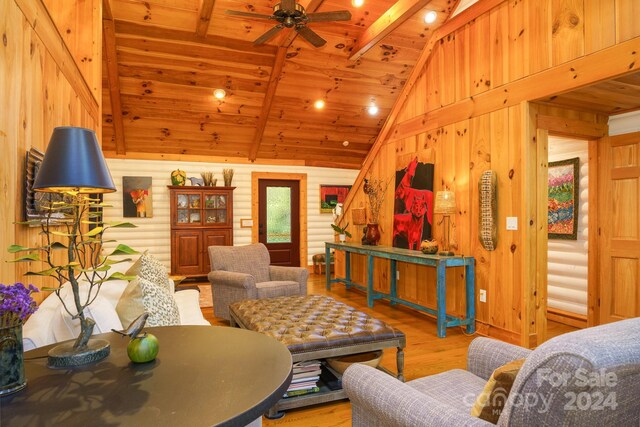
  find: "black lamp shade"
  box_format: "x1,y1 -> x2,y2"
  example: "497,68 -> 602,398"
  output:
33,127 -> 116,193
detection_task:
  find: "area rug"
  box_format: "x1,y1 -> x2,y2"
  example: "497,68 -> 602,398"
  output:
198,285 -> 213,308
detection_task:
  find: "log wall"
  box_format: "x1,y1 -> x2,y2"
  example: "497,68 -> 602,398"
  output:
339,0 -> 638,346
0,0 -> 101,303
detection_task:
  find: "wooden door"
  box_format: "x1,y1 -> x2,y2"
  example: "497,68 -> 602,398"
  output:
258,179 -> 300,266
598,132 -> 640,323
172,230 -> 203,276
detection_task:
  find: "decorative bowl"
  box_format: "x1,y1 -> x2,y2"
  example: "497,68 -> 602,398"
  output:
420,239 -> 438,254
326,350 -> 383,374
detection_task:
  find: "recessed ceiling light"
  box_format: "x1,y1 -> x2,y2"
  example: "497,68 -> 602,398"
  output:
368,104 -> 379,116
213,88 -> 226,99
314,99 -> 325,109
343,140 -> 350,147
352,0 -> 364,7
424,11 -> 437,24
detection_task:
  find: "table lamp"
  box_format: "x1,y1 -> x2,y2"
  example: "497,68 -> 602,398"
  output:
433,190 -> 456,256
31,126 -> 118,367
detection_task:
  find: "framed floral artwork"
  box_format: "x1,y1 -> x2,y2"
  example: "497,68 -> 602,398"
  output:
548,157 -> 579,240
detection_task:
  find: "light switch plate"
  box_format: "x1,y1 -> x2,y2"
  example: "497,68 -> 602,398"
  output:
479,289 -> 487,303
506,216 -> 518,231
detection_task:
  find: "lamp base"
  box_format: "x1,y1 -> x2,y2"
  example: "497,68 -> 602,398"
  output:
47,339 -> 110,369
438,251 -> 454,257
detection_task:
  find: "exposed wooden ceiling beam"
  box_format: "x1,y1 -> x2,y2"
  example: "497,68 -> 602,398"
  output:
196,0 -> 216,37
248,1 -> 325,160
248,47 -> 288,161
349,0 -> 432,61
103,0 -> 126,155
114,20 -> 277,55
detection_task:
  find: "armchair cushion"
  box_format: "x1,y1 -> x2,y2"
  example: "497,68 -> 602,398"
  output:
269,265 -> 309,294
343,364 -> 492,427
255,281 -> 301,299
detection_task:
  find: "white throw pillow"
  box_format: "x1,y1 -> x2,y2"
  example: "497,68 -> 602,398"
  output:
53,292 -> 123,343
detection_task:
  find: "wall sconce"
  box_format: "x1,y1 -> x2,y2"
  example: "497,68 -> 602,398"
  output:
433,190 -> 456,256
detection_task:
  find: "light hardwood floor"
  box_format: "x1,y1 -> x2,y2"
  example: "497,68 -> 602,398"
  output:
200,274 -> 577,426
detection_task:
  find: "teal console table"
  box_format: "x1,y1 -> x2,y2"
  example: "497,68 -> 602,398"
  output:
325,242 -> 475,338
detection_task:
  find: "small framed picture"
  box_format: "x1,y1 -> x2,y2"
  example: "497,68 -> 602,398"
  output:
548,157 -> 580,240
319,185 -> 351,213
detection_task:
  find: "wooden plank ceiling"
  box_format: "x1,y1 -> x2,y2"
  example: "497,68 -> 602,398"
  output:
102,0 -> 456,168
535,72 -> 640,116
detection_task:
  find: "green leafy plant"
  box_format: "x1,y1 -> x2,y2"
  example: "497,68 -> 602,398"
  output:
8,194 -> 137,350
331,222 -> 352,238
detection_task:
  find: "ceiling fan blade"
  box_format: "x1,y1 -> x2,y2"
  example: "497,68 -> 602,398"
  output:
296,26 -> 326,47
306,10 -> 352,23
280,0 -> 296,12
225,10 -> 273,20
254,25 -> 285,45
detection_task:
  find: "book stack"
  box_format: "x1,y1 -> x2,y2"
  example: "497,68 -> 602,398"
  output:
284,360 -> 322,398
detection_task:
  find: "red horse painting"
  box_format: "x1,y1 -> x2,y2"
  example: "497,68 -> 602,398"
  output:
393,157 -> 434,249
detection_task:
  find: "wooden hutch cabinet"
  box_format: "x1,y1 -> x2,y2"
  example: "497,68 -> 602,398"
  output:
168,186 -> 235,277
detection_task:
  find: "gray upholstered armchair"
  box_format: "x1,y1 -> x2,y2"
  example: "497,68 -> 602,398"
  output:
343,317 -> 640,426
207,243 -> 308,320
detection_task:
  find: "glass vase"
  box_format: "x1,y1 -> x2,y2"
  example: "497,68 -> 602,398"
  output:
0,324 -> 27,396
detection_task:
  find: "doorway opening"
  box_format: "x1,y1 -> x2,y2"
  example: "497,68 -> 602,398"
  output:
545,136 -> 589,339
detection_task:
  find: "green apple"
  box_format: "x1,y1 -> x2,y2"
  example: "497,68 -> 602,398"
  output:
127,333 -> 159,363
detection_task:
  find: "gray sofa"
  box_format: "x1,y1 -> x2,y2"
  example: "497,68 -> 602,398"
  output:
343,317 -> 640,426
207,243 -> 308,320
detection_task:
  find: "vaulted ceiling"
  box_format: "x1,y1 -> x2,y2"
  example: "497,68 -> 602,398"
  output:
101,0 -> 459,168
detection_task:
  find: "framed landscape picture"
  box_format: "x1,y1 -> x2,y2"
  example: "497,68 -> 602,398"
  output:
548,157 -> 580,240
320,185 -> 351,213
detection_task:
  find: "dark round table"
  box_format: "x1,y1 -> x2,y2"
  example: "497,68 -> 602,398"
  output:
0,326 -> 292,426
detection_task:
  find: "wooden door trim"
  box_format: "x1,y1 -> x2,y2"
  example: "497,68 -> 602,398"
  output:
534,107 -> 608,337
251,172 -> 308,268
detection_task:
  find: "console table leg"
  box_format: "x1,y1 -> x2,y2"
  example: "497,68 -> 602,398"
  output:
396,347 -> 405,382
345,250 -> 351,289
465,260 -> 476,334
389,259 -> 397,306
436,261 -> 446,338
367,255 -> 374,308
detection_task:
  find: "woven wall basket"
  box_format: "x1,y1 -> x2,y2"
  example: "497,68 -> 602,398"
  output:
478,170 -> 498,251
351,208 -> 366,225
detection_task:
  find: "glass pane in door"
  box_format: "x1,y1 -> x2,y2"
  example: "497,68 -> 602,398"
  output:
266,187 -> 291,243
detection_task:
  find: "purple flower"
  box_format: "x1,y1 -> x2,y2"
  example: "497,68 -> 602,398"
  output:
0,282 -> 39,327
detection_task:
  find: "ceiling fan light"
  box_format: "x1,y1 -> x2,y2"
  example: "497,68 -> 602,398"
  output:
352,0 -> 364,7
424,11 -> 437,24
368,104 -> 379,115
213,89 -> 226,99
314,99 -> 325,109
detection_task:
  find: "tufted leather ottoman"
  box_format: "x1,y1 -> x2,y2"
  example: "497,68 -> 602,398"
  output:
229,295 -> 406,417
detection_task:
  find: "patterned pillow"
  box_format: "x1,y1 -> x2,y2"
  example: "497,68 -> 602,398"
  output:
126,251 -> 171,290
470,358 -> 526,423
137,277 -> 180,327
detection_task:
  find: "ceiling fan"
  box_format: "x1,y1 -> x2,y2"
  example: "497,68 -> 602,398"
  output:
225,0 -> 351,47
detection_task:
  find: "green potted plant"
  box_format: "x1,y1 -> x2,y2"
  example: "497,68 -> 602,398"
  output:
331,223 -> 351,243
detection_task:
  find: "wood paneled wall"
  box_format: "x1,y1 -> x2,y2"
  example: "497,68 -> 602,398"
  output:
339,0 -> 637,346
0,0 -> 101,303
